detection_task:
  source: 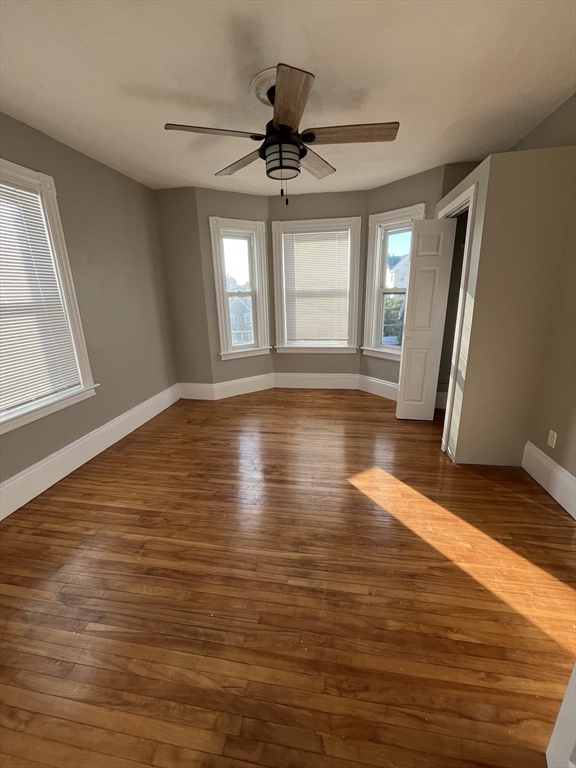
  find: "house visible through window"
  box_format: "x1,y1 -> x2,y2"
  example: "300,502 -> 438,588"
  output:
210,217 -> 269,360
381,228 -> 411,346
363,204 -> 425,360
272,217 -> 361,352
0,159 -> 95,434
223,237 -> 254,347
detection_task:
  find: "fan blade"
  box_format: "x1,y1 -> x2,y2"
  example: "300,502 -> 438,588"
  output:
273,63 -> 314,132
302,122 -> 399,144
302,149 -> 336,179
165,123 -> 265,140
215,150 -> 260,177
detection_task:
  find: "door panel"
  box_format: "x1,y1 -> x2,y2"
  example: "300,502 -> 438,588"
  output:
396,218 -> 457,420
411,269 -> 437,329
403,348 -> 428,403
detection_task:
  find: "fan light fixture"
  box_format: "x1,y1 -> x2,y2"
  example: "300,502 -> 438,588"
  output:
264,142 -> 300,180
164,63 -> 400,191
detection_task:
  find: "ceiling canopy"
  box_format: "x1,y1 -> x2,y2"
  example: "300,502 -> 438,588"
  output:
1,0 -> 574,194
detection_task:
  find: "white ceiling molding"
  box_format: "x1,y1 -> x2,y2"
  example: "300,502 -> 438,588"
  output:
1,0 -> 574,194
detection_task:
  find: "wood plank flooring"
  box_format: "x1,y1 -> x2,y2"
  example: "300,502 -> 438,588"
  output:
1,389 -> 574,768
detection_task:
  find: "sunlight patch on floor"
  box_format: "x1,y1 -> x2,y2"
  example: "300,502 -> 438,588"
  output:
348,466 -> 576,655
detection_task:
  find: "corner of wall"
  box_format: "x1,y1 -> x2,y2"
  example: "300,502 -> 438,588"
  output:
511,92 -> 576,152
441,162 -> 482,198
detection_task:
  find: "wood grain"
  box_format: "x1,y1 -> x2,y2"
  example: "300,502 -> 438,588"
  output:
272,63 -> 314,131
301,148 -> 336,179
303,122 -> 400,144
1,389 -> 574,767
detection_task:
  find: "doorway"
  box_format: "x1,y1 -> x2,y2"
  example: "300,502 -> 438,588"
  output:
437,210 -> 468,420
437,183 -> 478,458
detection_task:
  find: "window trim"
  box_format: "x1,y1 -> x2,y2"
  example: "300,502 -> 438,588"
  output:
209,216 -> 270,361
272,216 -> 361,353
362,203 -> 426,361
0,158 -> 96,435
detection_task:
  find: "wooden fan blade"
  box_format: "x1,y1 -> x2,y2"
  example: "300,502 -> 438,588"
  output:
302,149 -> 336,179
165,123 -> 265,140
273,63 -> 315,132
302,122 -> 399,144
215,150 -> 260,177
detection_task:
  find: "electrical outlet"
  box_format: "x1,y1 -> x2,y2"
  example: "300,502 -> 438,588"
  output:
547,430 -> 557,448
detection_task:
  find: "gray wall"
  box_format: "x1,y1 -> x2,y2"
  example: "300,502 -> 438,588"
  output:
155,188 -> 212,383
512,93 -> 576,152
438,147 -> 575,466
268,190 -> 367,376
155,187 -> 272,385
195,188 -> 272,384
508,92 -> 576,474
529,220 -> 575,474
158,164 -> 476,386
441,163 -> 483,198
0,112 -> 176,482
361,163 -> 478,383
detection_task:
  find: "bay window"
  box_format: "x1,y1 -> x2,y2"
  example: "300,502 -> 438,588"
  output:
362,203 -> 425,360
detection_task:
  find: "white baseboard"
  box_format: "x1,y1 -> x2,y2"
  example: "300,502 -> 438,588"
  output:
178,382 -> 215,400
358,375 -> 398,401
0,384 -> 180,521
179,373 -> 448,407
547,664 -> 576,768
214,374 -> 275,400
275,373 -> 359,389
179,375 -> 275,401
522,441 -> 576,519
180,373 -> 366,396
1,374 -> 447,522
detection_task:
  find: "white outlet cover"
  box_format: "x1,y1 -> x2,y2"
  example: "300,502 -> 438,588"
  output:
547,430 -> 557,448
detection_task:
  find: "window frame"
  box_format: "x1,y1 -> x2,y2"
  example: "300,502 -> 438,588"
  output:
0,158 -> 96,435
272,216 -> 361,353
362,203 -> 426,361
209,216 -> 270,361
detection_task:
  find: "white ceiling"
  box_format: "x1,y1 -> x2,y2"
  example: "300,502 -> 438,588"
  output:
1,0 -> 574,195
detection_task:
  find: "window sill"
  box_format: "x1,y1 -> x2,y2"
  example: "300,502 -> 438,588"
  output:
362,346 -> 402,361
220,347 -> 271,361
275,346 -> 358,354
0,385 -> 98,435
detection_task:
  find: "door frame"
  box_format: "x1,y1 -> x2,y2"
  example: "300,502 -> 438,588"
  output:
437,184 -> 477,458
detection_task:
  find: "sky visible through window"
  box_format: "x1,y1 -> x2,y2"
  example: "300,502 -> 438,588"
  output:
387,229 -> 411,257
223,237 -> 250,291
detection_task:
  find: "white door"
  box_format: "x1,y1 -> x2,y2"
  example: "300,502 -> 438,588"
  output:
396,218 -> 457,420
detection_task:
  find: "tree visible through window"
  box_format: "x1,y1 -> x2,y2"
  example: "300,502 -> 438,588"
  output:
381,229 -> 411,346
362,204 -> 425,360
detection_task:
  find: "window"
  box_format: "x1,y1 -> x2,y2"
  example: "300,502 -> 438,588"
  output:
0,159 -> 95,434
210,217 -> 270,360
272,217 -> 361,352
363,203 -> 425,360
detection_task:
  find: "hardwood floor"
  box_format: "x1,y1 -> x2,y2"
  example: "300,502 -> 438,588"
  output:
1,389 -> 574,768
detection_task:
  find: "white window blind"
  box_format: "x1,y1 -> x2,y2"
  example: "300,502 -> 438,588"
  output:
282,229 -> 351,345
0,182 -> 82,417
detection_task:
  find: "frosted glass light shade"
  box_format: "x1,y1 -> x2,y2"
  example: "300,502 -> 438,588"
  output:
265,143 -> 300,180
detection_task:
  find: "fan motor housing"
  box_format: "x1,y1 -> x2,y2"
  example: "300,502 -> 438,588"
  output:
257,121 -> 308,160
258,121 -> 308,180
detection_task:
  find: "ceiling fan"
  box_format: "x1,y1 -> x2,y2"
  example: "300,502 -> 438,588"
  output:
164,63 -> 399,184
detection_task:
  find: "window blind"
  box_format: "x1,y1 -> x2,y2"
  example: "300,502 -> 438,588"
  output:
282,229 -> 350,345
0,182 -> 81,416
